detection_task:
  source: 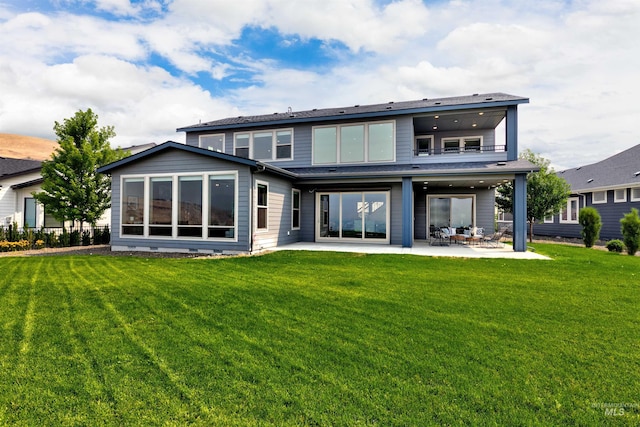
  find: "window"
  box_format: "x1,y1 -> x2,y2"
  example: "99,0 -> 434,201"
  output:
560,197 -> 579,223
317,192 -> 389,241
234,134 -> 250,158
256,182 -> 268,230
441,136 -> 483,154
122,178 -> 144,235
209,174 -> 235,238
614,188 -> 627,203
24,198 -> 36,228
415,135 -> 433,156
121,173 -> 237,240
292,189 -> 301,230
543,214 -> 554,223
199,134 -> 224,152
632,187 -> 640,202
178,176 -> 203,237
233,129 -> 293,161
592,190 -> 607,204
312,121 -> 394,164
44,206 -> 63,228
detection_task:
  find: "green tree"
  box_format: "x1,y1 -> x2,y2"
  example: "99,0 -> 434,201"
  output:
33,109 -> 127,233
579,207 -> 602,248
620,208 -> 640,256
496,149 -> 571,242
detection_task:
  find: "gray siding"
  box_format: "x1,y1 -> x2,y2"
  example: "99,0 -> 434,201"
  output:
110,149 -> 252,253
390,183 -> 403,245
253,174 -> 299,251
299,187 -> 316,242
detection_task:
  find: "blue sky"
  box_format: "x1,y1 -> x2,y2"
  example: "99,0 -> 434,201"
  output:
1,0 -> 639,169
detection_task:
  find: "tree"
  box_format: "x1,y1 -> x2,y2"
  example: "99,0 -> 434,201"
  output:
579,207 -> 602,248
496,149 -> 571,242
620,208 -> 640,256
33,109 -> 127,232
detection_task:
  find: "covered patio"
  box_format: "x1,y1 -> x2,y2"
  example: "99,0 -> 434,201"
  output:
270,241 -> 549,260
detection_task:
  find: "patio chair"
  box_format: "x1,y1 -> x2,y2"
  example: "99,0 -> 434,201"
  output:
482,227 -> 507,248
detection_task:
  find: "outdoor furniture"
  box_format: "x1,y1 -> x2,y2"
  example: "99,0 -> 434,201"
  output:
483,227 -> 507,248
431,228 -> 450,246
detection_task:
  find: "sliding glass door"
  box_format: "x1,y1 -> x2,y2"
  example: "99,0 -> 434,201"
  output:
318,192 -> 389,242
428,195 -> 475,230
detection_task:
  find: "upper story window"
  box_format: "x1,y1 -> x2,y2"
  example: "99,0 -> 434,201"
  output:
560,197 -> 579,224
312,121 -> 395,165
632,187 -> 640,202
415,135 -> 433,156
199,134 -> 225,152
233,129 -> 293,161
614,188 -> 627,203
441,136 -> 483,154
592,190 -> 607,204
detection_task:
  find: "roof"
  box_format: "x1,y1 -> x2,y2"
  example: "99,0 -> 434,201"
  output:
177,92 -> 528,132
97,141 -> 297,179
0,157 -> 42,179
558,144 -> 640,192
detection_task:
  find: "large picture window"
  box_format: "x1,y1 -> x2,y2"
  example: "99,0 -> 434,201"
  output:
313,121 -> 395,164
233,129 -> 293,161
199,134 -> 224,152
317,192 -> 389,242
121,173 -> 237,240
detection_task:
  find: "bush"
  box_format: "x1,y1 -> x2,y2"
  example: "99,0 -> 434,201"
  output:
620,208 -> 640,255
0,240 -> 30,252
70,230 -> 81,247
605,239 -> 625,253
58,229 -> 70,247
579,207 -> 602,248
82,230 -> 91,246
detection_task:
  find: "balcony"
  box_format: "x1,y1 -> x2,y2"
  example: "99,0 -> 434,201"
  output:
414,144 -> 506,157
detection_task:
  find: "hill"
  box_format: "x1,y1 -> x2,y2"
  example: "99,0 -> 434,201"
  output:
0,133 -> 58,160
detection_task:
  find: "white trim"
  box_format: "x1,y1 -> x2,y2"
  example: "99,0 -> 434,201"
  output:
312,120 -> 396,165
414,135 -> 434,156
255,180 -> 269,232
232,128 -> 293,161
631,187 -> 640,202
119,171 -> 238,242
614,188 -> 627,203
440,136 -> 484,153
291,188 -> 301,230
592,190 -> 607,204
198,133 -> 225,152
560,197 -> 579,224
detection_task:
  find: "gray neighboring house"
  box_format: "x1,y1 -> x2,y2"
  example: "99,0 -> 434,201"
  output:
98,92 -> 537,254
534,144 -> 640,240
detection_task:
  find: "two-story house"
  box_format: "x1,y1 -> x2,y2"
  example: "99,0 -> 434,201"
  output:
98,93 -> 535,254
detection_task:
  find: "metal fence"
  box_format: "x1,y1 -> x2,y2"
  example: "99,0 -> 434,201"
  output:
0,224 -> 110,250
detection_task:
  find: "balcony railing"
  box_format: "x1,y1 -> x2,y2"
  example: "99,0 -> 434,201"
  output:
414,145 -> 506,157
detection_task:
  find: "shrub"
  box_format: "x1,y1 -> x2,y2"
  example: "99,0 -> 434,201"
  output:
0,240 -> 30,252
579,207 -> 602,248
620,208 -> 640,255
605,239 -> 625,253
82,230 -> 91,246
70,230 -> 81,247
58,229 -> 70,247
34,240 -> 45,249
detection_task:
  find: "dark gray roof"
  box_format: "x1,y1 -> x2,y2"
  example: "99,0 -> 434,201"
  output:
558,144 -> 640,191
287,159 -> 538,180
177,92 -> 528,132
0,157 -> 42,179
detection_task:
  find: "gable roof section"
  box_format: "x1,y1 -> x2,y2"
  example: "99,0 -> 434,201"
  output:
177,92 -> 528,132
0,157 -> 42,179
97,141 -> 297,179
558,144 -> 640,192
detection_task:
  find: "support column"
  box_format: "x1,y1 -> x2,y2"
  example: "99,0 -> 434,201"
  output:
402,177 -> 413,248
513,173 -> 527,252
506,105 -> 518,161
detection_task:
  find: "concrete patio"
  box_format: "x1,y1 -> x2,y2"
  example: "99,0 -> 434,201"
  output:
270,240 -> 550,260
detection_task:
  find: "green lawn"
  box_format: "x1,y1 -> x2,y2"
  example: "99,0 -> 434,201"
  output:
0,244 -> 638,425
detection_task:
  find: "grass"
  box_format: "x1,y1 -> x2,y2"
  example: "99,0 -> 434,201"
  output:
0,244 -> 638,425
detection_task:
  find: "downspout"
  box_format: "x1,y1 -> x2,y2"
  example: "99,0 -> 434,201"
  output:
250,163 -> 267,253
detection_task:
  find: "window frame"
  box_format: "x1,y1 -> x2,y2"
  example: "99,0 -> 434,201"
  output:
631,187 -> 640,202
440,136 -> 484,154
233,129 -> 294,161
24,197 -> 37,229
592,190 -> 607,205
120,172 -> 238,242
614,188 -> 627,203
292,189 -> 301,230
199,134 -> 225,152
256,181 -> 269,232
560,197 -> 580,224
312,120 -> 395,165
415,135 -> 434,156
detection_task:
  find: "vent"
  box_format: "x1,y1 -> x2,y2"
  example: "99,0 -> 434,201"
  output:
587,178 -> 593,183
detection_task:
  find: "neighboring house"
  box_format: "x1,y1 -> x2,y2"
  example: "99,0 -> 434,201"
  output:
534,144 -> 640,241
98,93 -> 536,254
0,143 -> 156,230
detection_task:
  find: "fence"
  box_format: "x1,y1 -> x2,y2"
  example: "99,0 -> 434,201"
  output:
0,224 -> 110,251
